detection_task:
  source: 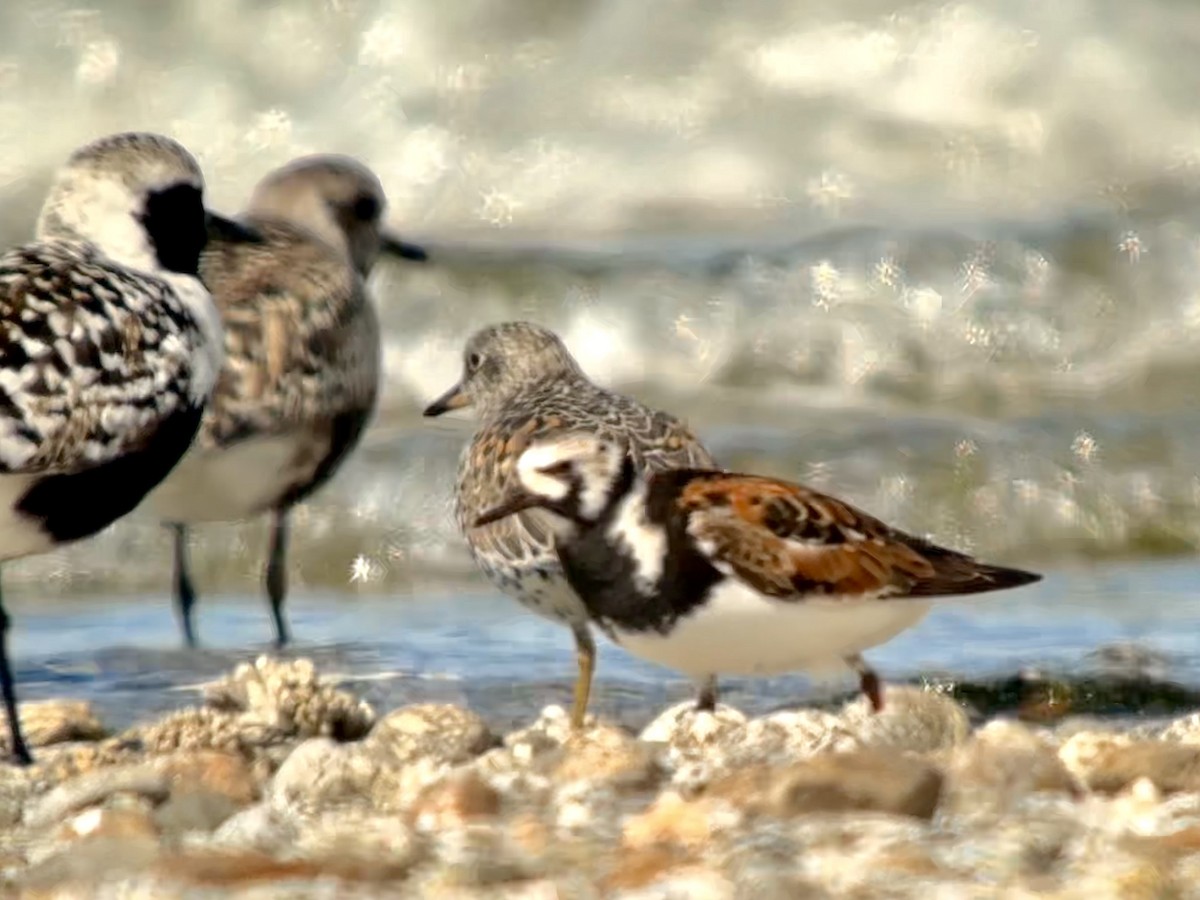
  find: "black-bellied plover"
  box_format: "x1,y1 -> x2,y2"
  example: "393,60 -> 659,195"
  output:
473,432 -> 1042,713
0,131 -> 248,763
423,322 -> 715,728
143,155 -> 427,648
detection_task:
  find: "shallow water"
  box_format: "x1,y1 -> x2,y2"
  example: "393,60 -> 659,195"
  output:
1,1 -> 1200,725
5,557 -> 1199,732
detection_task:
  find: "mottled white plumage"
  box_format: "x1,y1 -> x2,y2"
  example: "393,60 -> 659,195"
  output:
0,131 -> 245,764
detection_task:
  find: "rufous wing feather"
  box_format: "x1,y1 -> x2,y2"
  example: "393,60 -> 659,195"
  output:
674,472 -> 1037,600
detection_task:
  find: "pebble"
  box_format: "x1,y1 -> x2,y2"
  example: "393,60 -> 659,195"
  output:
64,806 -> 159,842
367,702 -> 494,766
703,748 -> 944,820
204,655 -> 377,740
606,852 -> 732,898
153,789 -> 242,837
843,684 -> 972,752
639,702 -> 748,790
19,834 -> 162,894
292,814 -> 424,874
10,660 -> 1200,897
1072,739 -> 1200,794
123,707 -> 276,758
944,719 -> 1080,811
639,701 -> 747,761
622,792 -> 739,850
1,700 -> 107,753
208,802 -> 299,854
268,737 -> 384,816
409,769 -> 502,831
154,750 -> 262,806
25,765 -> 169,830
737,708 -> 859,763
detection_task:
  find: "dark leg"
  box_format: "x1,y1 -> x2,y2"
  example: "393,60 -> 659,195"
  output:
569,623 -> 596,730
0,574 -> 32,765
172,523 -> 198,648
695,674 -> 718,712
266,509 -> 292,648
847,654 -> 884,712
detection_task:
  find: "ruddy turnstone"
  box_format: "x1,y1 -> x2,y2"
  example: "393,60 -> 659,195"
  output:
0,132 -> 248,763
424,322 -> 715,728
143,155 -> 427,648
473,433 -> 1042,712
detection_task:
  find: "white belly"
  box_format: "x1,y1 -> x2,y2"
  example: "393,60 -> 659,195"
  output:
611,580 -> 931,677
0,474 -> 54,560
141,433 -> 317,523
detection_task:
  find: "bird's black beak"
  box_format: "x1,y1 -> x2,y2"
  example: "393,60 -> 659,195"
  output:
473,488 -> 542,528
205,211 -> 262,244
381,230 -> 429,262
423,381 -> 471,417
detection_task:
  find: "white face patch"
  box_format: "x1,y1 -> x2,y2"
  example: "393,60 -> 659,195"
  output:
515,442 -> 571,502
520,466 -> 569,503
515,435 -> 625,521
39,174 -> 160,274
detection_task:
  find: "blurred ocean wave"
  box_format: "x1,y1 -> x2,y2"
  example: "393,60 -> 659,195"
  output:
1,0 -> 1199,590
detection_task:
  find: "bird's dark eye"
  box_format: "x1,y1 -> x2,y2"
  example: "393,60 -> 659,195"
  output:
466,352 -> 483,372
352,194 -> 380,222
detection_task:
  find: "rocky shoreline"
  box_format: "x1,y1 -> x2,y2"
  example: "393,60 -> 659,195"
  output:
3,656 -> 1200,898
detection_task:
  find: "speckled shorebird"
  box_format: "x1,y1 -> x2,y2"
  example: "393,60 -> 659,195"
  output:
0,132 -> 249,764
474,433 -> 1043,712
423,322 -> 715,728
143,155 -> 428,648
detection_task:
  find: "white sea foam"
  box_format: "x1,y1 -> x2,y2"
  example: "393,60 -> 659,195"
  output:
2,0 -> 1199,588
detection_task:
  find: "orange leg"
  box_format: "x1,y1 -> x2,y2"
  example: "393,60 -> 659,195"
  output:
569,624 -> 596,730
695,675 -> 718,712
847,654 -> 884,712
